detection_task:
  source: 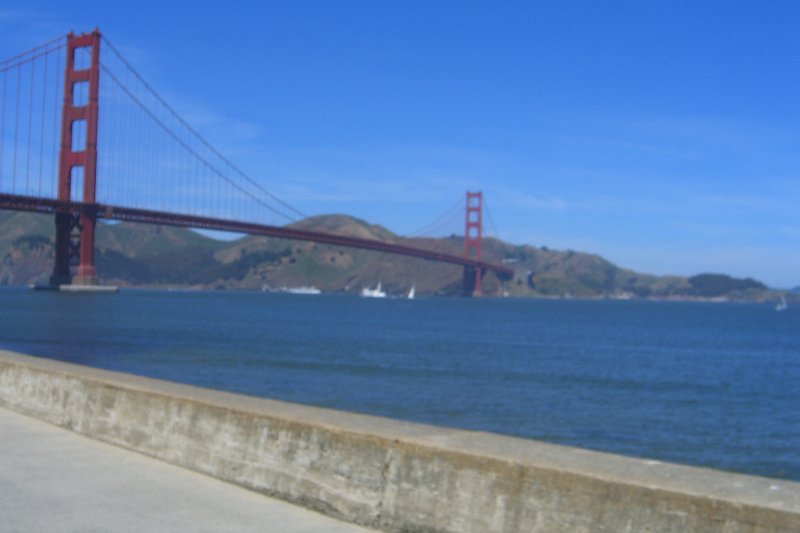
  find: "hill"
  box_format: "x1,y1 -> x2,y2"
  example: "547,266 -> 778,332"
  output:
0,211 -> 784,301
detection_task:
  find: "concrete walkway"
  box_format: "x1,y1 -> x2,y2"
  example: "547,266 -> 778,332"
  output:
0,407 -> 376,532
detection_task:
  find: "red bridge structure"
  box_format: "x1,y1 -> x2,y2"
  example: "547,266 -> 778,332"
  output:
0,30 -> 513,296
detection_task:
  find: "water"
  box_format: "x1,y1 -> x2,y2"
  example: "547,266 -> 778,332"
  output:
1,287 -> 798,481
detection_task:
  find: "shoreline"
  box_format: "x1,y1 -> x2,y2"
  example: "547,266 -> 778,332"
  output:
1,282 -> 793,304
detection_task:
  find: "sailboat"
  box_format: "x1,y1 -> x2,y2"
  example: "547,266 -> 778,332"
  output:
407,284 -> 415,300
776,294 -> 788,311
360,282 -> 387,298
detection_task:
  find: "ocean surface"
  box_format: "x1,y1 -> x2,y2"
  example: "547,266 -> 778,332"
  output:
1,287 -> 798,481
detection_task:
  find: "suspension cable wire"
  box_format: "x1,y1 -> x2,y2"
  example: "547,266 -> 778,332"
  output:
0,68 -> 6,188
99,63 -> 298,222
100,36 -> 307,222
143,82 -> 154,208
405,196 -> 463,237
98,46 -> 109,204
406,198 -> 457,237
484,198 -> 501,240
0,34 -> 67,195
120,50 -> 132,207
50,45 -> 61,198
0,34 -> 66,67
114,54 -> 123,205
100,43 -> 293,220
418,207 -> 463,238
408,207 -> 462,238
25,55 -> 35,193
37,49 -> 48,196
12,63 -> 21,192
0,42 -> 66,76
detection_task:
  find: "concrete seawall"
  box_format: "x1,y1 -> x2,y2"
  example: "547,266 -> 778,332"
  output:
0,350 -> 798,532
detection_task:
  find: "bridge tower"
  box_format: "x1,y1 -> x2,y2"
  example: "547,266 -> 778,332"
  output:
50,30 -> 101,286
463,191 -> 483,296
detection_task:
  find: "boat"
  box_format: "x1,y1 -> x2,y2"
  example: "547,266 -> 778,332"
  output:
360,282 -> 387,298
776,295 -> 788,311
285,286 -> 321,295
262,284 -> 321,295
407,284 -> 415,300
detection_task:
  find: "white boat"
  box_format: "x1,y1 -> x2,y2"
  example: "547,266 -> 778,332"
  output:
262,284 -> 321,295
285,286 -> 321,295
360,282 -> 387,298
407,284 -> 415,300
776,295 -> 788,311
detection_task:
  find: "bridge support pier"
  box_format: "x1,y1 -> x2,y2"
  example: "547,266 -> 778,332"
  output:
50,30 -> 101,286
462,266 -> 486,297
49,212 -> 80,286
73,204 -> 97,285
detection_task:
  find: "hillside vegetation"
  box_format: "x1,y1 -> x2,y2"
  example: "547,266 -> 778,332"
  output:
0,211 -> 783,301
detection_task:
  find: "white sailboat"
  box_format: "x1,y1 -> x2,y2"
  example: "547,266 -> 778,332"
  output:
407,284 -> 415,300
360,282 -> 387,298
776,294 -> 788,311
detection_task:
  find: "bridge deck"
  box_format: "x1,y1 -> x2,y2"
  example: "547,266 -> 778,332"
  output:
0,193 -> 515,278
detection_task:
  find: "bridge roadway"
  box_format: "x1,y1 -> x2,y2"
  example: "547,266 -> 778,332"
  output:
0,193 -> 515,279
0,406 -> 375,532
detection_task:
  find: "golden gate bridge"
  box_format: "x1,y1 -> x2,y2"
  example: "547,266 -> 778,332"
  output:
0,30 -> 513,296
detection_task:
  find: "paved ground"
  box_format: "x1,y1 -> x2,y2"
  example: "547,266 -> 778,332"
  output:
0,407 -> 376,532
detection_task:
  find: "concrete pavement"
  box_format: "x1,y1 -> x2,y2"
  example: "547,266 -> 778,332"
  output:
3,350 -> 799,532
0,407 -> 375,532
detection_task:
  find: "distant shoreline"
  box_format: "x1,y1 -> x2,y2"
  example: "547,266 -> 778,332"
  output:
1,282 -> 793,305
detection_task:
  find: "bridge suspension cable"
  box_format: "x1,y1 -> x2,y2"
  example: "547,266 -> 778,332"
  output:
94,35 -> 306,226
0,35 -> 65,200
483,197 -> 501,240
0,34 -> 66,72
405,196 -> 464,238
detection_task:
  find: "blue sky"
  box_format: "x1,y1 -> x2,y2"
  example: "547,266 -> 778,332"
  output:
2,1 -> 799,287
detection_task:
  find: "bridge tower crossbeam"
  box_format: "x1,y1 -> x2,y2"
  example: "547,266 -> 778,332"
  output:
50,30 -> 101,286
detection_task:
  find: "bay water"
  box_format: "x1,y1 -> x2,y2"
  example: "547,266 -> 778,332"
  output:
1,287 -> 797,481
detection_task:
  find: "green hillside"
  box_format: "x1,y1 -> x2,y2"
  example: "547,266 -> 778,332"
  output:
0,211 -> 784,301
